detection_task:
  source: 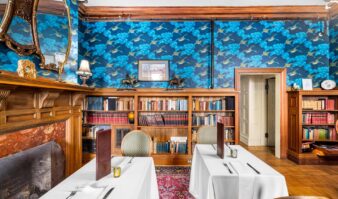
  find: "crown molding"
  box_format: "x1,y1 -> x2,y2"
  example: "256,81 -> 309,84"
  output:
79,5 -> 328,21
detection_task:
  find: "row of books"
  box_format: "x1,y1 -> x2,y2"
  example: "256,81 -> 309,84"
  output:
153,137 -> 187,154
302,97 -> 336,110
85,112 -> 130,124
103,97 -> 134,111
302,113 -> 335,124
139,98 -> 188,111
87,96 -> 134,111
138,113 -> 188,126
193,97 -> 235,111
82,125 -> 111,138
192,113 -> 234,126
303,128 -> 337,141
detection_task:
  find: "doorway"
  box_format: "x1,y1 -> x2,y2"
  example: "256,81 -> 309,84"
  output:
240,75 -> 276,149
235,68 -> 287,159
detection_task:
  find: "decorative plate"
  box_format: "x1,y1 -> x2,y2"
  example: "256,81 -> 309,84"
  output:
321,80 -> 336,90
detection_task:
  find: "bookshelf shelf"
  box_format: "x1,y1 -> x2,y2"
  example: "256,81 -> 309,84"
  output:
81,89 -> 239,165
288,90 -> 338,165
138,126 -> 188,129
83,110 -> 132,113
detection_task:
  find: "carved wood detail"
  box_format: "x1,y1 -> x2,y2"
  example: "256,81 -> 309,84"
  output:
71,93 -> 84,107
38,91 -> 61,109
14,0 -> 34,23
0,89 -> 11,111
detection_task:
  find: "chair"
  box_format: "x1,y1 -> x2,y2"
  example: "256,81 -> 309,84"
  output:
275,196 -> 330,199
121,130 -> 152,157
197,126 -> 217,144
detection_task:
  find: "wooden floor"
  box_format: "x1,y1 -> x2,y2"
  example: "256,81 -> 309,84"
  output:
243,145 -> 338,199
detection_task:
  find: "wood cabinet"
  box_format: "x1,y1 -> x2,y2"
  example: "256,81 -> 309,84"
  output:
287,90 -> 338,165
82,88 -> 239,165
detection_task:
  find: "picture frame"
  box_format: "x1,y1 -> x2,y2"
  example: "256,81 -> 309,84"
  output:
138,60 -> 169,81
302,79 -> 313,91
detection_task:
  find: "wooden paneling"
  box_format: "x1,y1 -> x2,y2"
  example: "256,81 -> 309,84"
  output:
80,5 -> 328,21
0,76 -> 89,176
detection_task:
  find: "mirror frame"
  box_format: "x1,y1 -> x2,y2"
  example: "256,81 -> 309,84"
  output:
0,0 -> 72,77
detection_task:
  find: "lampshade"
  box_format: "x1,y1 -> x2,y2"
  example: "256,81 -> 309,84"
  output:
77,60 -> 92,76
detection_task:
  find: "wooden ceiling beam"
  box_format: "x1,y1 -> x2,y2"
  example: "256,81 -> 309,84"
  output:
79,5 -> 329,21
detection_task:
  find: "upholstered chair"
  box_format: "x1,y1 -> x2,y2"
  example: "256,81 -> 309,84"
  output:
197,126 -> 217,144
121,130 -> 152,157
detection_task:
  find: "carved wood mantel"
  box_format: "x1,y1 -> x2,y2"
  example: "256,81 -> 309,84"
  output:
0,71 -> 94,176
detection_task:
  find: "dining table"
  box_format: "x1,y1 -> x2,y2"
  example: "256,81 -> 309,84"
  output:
40,156 -> 159,199
189,144 -> 289,199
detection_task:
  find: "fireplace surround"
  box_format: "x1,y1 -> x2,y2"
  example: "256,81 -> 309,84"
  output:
0,141 -> 65,199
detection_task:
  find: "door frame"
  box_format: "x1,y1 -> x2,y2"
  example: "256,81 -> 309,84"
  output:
235,68 -> 287,158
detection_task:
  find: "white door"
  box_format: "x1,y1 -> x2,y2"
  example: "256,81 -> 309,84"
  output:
267,78 -> 276,146
240,77 -> 250,145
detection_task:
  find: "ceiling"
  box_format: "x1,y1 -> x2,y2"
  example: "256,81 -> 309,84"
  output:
84,0 -> 326,7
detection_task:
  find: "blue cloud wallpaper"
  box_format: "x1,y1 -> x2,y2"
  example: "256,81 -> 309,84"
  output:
79,21 -> 211,88
80,20 -> 331,88
214,20 -> 330,88
329,17 -> 338,83
0,0 -> 78,84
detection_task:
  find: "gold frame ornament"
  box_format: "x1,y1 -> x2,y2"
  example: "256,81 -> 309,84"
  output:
17,60 -> 37,79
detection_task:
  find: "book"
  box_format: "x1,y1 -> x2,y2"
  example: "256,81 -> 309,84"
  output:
85,112 -> 130,124
193,112 -> 234,126
302,112 -> 335,124
87,97 -> 104,110
153,136 -> 188,154
139,97 -> 188,111
138,112 -> 188,126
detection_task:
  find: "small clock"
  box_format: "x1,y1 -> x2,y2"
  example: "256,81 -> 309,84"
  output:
321,80 -> 336,90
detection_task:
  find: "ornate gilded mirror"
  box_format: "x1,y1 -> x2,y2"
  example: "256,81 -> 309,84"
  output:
0,0 -> 72,79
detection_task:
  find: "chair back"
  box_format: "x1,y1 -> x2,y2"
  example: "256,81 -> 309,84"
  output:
197,126 -> 217,144
121,130 -> 151,157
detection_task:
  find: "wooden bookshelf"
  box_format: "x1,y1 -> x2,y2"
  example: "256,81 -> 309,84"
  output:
81,89 -> 239,165
288,90 -> 338,165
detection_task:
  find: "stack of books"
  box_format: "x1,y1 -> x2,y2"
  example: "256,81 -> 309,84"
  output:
103,97 -> 134,111
303,128 -> 337,141
302,97 -> 336,110
224,128 -> 235,140
302,112 -> 335,124
139,97 -> 188,111
115,128 -> 131,148
85,112 -> 130,124
193,97 -> 235,111
138,113 -> 188,126
192,113 -> 234,126
153,137 -> 187,154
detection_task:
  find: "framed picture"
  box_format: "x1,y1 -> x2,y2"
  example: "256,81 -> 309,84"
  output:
302,79 -> 313,90
138,60 -> 169,81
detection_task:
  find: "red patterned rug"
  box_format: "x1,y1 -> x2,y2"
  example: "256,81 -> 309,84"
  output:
156,166 -> 195,199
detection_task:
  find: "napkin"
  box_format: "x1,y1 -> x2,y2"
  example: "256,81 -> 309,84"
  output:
71,185 -> 105,199
229,161 -> 256,199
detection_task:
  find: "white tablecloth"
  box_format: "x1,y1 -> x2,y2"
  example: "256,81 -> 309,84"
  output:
41,157 -> 159,199
189,145 -> 288,199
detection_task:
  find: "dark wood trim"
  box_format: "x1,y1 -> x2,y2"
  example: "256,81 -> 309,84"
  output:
0,71 -> 94,92
79,5 -> 328,21
235,68 -> 288,159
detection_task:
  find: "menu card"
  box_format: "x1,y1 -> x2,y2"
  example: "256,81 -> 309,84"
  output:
217,122 -> 224,159
96,129 -> 112,180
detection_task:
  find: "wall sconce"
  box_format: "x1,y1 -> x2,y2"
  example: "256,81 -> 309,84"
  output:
77,60 -> 92,86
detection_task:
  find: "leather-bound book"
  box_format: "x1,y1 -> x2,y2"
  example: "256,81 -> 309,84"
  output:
217,122 -> 224,159
96,129 -> 112,180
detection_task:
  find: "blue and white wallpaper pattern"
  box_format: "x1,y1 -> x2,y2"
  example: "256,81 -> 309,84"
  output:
330,17 -> 338,82
0,0 -> 78,84
79,21 -> 211,88
80,20 -> 333,88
